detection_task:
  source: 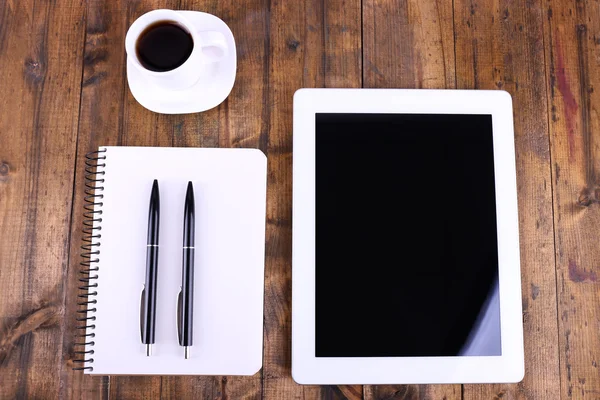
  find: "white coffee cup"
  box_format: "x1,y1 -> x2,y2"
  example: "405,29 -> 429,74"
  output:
125,9 -> 227,91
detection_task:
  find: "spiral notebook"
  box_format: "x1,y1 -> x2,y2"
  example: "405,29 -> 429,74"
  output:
74,146 -> 267,375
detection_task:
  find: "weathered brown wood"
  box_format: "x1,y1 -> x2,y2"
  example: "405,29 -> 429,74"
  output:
543,0 -> 600,397
365,385 -> 462,400
59,0 -> 135,397
159,376 -> 264,399
454,0 -> 561,398
362,1 -> 460,399
363,0 -> 456,89
4,0 -> 600,397
0,0 -> 85,398
261,0 -> 362,398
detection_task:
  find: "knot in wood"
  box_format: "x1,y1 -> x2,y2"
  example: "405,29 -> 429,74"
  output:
287,39 -> 300,51
577,190 -> 591,207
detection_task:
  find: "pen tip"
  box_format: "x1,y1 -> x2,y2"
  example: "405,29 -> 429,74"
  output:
185,182 -> 194,207
184,346 -> 190,359
146,344 -> 152,357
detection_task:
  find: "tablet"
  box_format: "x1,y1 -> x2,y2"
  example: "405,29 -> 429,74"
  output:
292,89 -> 524,384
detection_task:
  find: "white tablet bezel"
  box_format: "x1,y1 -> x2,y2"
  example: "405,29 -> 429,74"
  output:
292,89 -> 524,384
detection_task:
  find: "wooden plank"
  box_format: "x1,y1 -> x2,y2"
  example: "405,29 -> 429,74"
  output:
365,386 -> 462,400
362,1 -> 460,398
543,0 -> 600,397
124,0 -> 268,397
140,0 -> 271,396
454,0 -> 561,398
60,0 -> 182,398
363,0 -> 455,89
59,0 -> 268,398
59,0 -> 134,397
262,0 -> 362,398
0,0 -> 85,398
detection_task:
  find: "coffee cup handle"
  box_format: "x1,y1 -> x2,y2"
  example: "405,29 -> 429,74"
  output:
198,31 -> 228,64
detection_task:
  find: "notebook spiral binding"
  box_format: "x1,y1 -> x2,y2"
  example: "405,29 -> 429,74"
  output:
73,149 -> 107,372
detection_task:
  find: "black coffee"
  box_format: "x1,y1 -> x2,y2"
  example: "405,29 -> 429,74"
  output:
136,21 -> 193,72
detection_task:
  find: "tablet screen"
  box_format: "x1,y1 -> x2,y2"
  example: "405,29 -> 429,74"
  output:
315,113 -> 501,357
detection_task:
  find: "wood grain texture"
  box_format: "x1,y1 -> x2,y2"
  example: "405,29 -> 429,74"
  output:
364,385 -> 461,400
454,0 -> 561,398
262,0 -> 362,398
362,1 -> 460,399
59,0 -> 134,397
0,0 -> 85,398
363,0 -> 455,89
543,0 -> 600,397
1,0 -> 599,397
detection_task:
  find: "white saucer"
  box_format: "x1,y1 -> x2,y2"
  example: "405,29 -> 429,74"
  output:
127,11 -> 236,114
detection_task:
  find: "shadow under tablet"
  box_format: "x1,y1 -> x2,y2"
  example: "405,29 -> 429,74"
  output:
315,113 -> 501,358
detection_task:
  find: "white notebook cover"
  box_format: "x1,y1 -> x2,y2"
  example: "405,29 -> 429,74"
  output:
84,146 -> 267,375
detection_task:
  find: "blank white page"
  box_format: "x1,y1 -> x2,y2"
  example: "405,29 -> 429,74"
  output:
85,146 -> 266,375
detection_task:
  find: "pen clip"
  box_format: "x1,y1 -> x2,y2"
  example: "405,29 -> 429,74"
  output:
176,287 -> 183,345
140,284 -> 146,342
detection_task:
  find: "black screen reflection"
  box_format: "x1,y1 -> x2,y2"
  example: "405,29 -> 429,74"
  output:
315,113 -> 501,357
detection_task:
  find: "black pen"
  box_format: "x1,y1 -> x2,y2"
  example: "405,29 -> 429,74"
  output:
177,181 -> 195,359
141,179 -> 160,356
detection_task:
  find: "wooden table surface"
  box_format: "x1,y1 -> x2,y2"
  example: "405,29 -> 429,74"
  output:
0,0 -> 599,399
